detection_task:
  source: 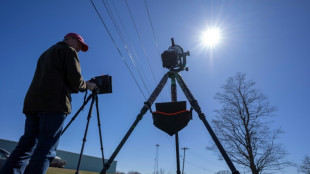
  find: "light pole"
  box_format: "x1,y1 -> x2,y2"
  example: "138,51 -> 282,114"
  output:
181,147 -> 189,174
154,144 -> 160,174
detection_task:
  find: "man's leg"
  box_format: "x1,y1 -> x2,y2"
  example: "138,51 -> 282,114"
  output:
24,112 -> 66,174
0,114 -> 39,174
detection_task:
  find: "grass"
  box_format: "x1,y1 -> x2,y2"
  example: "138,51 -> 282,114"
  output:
46,167 -> 100,174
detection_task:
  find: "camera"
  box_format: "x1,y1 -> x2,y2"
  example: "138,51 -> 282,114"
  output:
90,75 -> 112,94
161,38 -> 190,71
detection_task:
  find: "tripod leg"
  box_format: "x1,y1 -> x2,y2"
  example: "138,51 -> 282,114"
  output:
175,73 -> 240,174
95,94 -> 105,167
100,72 -> 170,174
171,76 -> 181,174
175,133 -> 181,174
75,94 -> 96,174
62,94 -> 93,135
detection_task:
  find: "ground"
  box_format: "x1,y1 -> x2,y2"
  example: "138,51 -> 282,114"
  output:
46,167 -> 111,174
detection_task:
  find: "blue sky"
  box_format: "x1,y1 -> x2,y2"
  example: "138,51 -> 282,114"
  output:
1,1 -> 310,174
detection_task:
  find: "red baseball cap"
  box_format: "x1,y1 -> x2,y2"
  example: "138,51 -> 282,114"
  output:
64,33 -> 88,52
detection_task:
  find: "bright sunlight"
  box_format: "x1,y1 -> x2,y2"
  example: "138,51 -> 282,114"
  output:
201,27 -> 222,48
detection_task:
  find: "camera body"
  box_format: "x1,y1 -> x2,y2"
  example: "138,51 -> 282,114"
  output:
161,39 -> 189,71
90,75 -> 112,94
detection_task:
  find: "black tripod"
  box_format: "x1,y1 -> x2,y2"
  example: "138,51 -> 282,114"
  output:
100,70 -> 240,174
61,90 -> 105,174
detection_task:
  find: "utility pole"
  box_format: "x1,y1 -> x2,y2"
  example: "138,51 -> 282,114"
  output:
181,147 -> 189,174
154,144 -> 160,174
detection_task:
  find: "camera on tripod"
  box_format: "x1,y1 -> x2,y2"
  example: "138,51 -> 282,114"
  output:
161,38 -> 190,71
62,74 -> 112,173
90,75 -> 112,94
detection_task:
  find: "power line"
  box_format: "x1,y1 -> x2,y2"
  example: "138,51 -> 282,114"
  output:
185,159 -> 215,173
100,0 -> 152,96
189,149 -> 223,167
109,0 -> 154,94
109,0 -> 148,86
143,0 -> 170,99
143,0 -> 160,56
89,0 -> 147,99
143,0 -> 166,77
124,0 -> 158,85
109,0 -> 146,76
120,0 -> 169,102
106,2 -> 171,139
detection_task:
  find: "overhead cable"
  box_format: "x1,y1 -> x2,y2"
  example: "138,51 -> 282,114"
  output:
89,0 -> 147,99
109,0 -> 144,77
100,0 -> 152,96
109,0 -> 151,92
143,0 -> 169,98
185,160 -> 214,172
125,0 -> 158,85
144,0 -> 161,56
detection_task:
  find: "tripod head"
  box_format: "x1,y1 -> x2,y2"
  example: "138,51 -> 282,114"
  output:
161,38 -> 190,72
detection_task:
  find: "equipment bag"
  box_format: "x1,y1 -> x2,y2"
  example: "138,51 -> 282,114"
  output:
152,101 -> 192,136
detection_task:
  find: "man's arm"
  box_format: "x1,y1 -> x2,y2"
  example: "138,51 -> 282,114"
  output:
64,49 -> 96,92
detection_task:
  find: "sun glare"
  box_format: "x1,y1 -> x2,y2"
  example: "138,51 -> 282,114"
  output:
201,27 -> 222,48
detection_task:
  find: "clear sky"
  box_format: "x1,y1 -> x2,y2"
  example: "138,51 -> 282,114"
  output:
1,1 -> 310,174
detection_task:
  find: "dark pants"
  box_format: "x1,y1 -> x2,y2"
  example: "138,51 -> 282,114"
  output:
0,112 -> 66,174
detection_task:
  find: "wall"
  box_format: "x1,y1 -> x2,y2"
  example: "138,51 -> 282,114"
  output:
0,139 -> 117,173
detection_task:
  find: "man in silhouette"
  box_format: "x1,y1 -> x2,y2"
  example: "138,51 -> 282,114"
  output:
0,33 -> 97,174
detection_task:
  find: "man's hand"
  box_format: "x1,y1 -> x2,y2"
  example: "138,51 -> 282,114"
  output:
86,81 -> 97,91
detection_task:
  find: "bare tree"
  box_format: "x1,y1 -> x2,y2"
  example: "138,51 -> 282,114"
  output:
210,72 -> 289,174
299,155 -> 310,174
127,171 -> 141,174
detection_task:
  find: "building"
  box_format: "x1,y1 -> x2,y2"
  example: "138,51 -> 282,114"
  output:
0,139 -> 117,173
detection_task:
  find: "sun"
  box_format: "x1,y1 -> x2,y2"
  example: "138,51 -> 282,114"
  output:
201,27 -> 222,48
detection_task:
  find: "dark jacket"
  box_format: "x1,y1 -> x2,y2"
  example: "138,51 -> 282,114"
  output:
23,42 -> 86,114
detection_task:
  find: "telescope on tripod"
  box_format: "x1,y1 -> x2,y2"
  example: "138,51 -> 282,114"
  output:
100,38 -> 240,174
